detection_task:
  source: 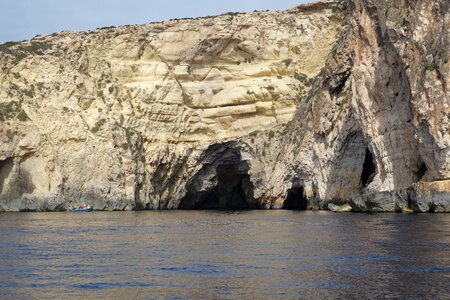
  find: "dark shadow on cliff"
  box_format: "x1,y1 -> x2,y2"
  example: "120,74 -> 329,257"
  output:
361,147 -> 376,188
283,186 -> 308,210
0,157 -> 14,196
0,157 -> 35,200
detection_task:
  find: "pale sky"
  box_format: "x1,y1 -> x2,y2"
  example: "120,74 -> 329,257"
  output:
0,0 -> 313,43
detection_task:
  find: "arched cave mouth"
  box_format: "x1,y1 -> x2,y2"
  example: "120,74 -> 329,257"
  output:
179,147 -> 255,210
283,186 -> 308,210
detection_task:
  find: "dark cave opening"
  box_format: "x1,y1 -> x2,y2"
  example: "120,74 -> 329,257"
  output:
416,162 -> 428,181
429,204 -> 436,213
283,186 -> 308,210
360,147 -> 376,188
329,71 -> 350,95
0,158 -> 14,195
179,164 -> 254,210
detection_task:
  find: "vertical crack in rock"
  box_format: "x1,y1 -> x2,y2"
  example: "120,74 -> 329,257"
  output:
134,181 -> 144,209
133,135 -> 146,210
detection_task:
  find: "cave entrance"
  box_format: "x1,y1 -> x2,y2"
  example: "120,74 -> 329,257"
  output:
416,162 -> 428,181
360,147 -> 376,188
179,163 -> 254,210
283,186 -> 308,210
0,158 -> 14,195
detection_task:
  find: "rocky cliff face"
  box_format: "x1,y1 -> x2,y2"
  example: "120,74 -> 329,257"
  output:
0,0 -> 449,212
0,2 -> 341,211
264,0 -> 450,212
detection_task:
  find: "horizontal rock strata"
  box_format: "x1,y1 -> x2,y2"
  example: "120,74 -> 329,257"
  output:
0,0 -> 449,212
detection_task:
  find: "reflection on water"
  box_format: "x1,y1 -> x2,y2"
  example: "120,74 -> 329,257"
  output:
0,211 -> 449,299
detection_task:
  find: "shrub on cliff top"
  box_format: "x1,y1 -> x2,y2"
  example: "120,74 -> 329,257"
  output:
0,40 -> 52,63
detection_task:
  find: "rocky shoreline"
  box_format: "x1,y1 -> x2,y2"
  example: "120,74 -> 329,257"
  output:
2,179 -> 450,212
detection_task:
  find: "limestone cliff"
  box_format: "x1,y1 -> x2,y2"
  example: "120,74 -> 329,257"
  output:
0,0 -> 449,212
0,2 -> 341,211
263,0 -> 450,212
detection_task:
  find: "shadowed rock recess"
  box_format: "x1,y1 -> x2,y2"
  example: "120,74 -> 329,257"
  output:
0,0 -> 449,212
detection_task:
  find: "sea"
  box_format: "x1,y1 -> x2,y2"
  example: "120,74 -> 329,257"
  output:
0,210 -> 449,299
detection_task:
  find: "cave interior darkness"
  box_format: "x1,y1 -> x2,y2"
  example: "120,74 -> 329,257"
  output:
179,162 -> 254,210
283,186 -> 308,210
178,144 -> 312,210
361,147 -> 376,188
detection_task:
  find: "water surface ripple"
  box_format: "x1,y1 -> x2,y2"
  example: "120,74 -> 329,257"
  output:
0,211 -> 449,299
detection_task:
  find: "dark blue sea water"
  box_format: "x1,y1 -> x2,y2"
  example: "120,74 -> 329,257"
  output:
0,211 -> 449,299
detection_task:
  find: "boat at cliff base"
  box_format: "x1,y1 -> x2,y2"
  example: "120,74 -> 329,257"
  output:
72,205 -> 94,212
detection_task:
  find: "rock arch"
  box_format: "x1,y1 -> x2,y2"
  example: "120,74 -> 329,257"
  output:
179,142 -> 257,209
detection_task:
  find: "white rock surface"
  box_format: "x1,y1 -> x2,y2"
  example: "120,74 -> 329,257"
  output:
0,2 -> 341,211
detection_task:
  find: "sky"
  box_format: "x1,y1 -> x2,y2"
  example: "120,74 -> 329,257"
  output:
0,0 -> 312,43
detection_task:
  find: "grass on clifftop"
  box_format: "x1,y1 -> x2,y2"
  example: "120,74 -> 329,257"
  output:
0,41 -> 53,63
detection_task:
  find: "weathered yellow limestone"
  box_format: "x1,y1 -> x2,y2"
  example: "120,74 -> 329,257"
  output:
0,0 -> 449,212
265,0 -> 450,212
0,2 -> 342,211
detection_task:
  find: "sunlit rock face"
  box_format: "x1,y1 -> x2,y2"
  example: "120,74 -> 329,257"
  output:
263,0 -> 450,212
1,0 -> 448,213
0,2 -> 341,211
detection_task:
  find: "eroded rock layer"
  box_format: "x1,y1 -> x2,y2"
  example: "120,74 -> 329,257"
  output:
0,0 -> 449,212
0,2 -> 341,211
263,0 -> 450,212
